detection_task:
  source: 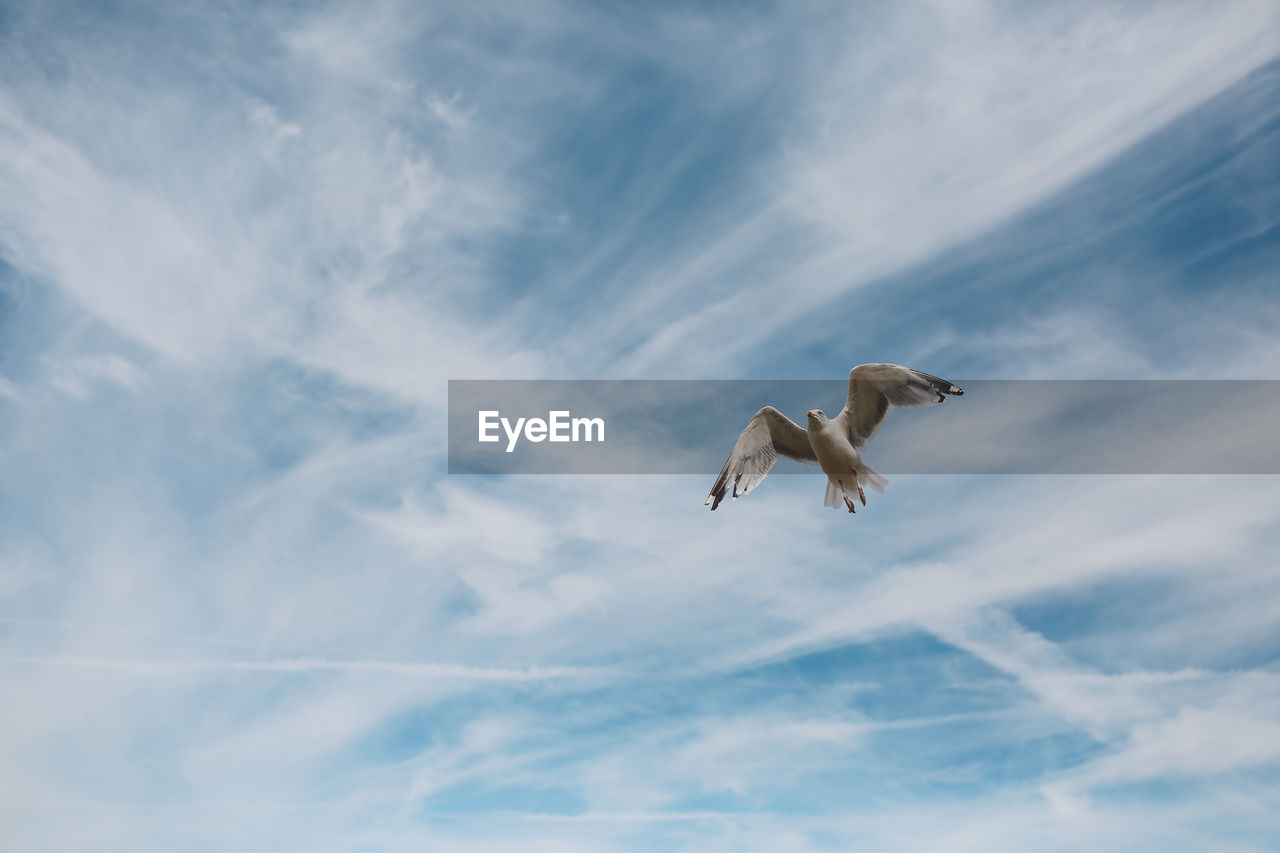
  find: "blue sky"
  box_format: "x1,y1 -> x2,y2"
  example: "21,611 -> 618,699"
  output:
2,1 -> 1280,850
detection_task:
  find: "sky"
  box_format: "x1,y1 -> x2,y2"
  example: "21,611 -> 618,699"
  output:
1,0 -> 1279,850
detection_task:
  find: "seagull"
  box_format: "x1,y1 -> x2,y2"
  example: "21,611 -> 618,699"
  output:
705,363 -> 963,513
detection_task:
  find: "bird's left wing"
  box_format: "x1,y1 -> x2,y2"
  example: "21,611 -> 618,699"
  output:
706,406 -> 817,510
838,363 -> 964,448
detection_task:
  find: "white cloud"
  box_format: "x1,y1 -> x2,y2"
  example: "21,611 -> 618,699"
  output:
0,375 -> 20,400
732,475 -> 1280,670
605,0 -> 1280,375
44,354 -> 142,397
1072,705 -> 1280,787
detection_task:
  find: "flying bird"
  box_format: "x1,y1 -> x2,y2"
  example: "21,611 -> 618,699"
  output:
706,363 -> 963,513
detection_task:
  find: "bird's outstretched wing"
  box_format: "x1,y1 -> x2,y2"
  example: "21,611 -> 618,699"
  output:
706,406 -> 817,510
837,363 -> 964,448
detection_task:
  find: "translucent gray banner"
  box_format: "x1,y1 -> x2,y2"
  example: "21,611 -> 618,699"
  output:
447,380 -> 1280,474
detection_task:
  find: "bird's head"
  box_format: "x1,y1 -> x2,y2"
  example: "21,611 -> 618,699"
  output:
806,409 -> 826,423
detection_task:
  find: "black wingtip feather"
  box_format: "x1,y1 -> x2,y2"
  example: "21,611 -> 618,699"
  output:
916,371 -> 963,399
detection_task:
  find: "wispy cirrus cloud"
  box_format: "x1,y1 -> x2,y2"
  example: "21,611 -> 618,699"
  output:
592,0 -> 1280,376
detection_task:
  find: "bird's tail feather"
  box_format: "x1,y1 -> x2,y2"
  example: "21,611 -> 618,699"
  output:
824,469 -> 888,508
858,464 -> 888,494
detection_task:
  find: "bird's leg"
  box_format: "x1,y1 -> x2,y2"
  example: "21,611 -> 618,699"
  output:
843,494 -> 856,514
859,486 -> 867,506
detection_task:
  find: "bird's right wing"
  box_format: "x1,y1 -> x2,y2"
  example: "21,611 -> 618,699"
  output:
839,363 -> 964,448
706,406 -> 817,510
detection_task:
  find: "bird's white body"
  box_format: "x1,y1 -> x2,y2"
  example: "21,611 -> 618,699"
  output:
705,363 -> 963,515
805,413 -> 878,510
807,415 -> 858,471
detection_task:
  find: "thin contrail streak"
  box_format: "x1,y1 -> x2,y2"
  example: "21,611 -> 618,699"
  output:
0,655 -> 604,681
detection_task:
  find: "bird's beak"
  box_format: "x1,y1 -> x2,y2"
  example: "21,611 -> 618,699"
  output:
806,410 -> 815,418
